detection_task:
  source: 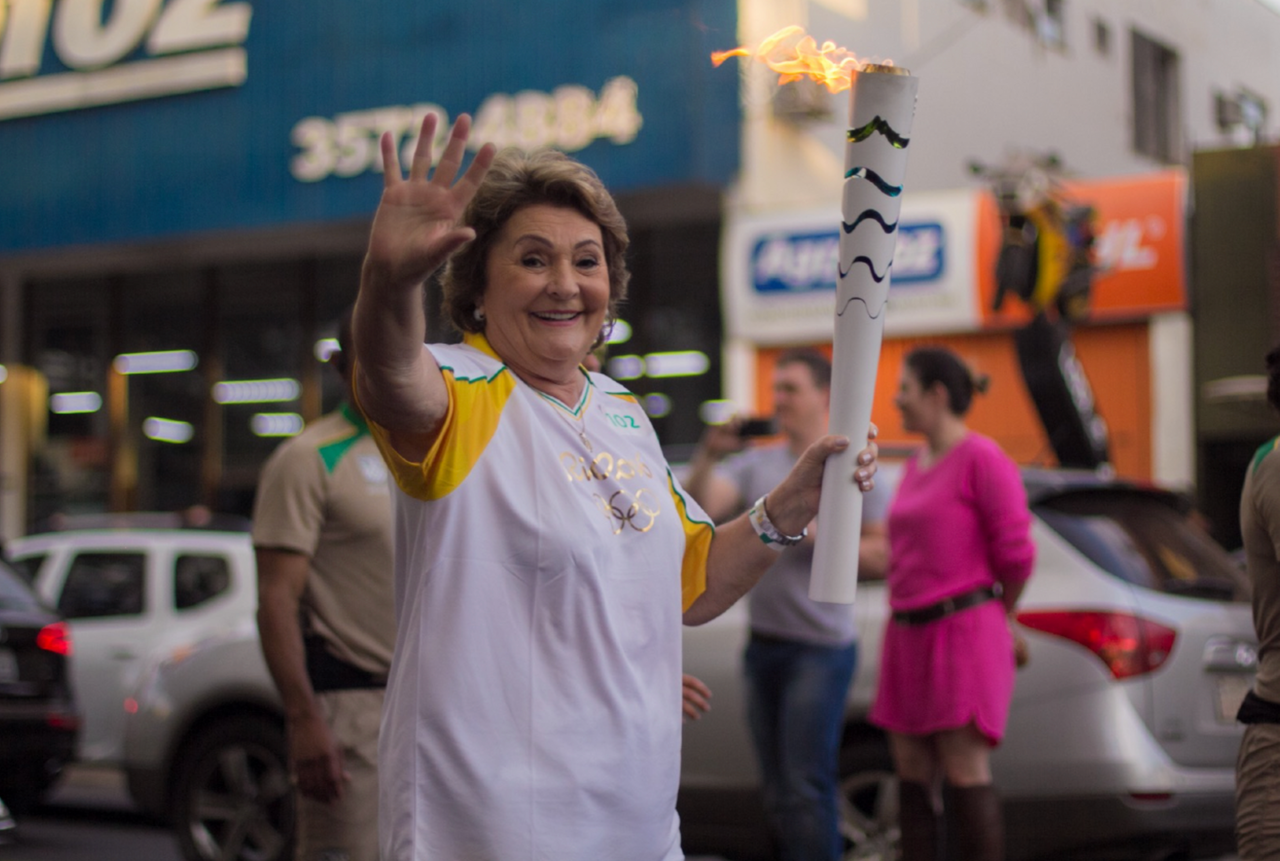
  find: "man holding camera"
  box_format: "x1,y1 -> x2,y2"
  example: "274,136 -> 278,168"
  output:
683,347 -> 889,861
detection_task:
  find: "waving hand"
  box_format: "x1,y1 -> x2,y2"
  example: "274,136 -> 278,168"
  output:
364,113 -> 497,290
354,113 -> 496,451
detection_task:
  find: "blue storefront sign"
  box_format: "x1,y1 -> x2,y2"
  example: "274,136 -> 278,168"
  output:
750,221 -> 947,294
725,192 -> 980,343
0,0 -> 739,253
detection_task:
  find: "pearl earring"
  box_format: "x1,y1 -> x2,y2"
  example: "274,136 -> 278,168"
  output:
474,308 -> 485,323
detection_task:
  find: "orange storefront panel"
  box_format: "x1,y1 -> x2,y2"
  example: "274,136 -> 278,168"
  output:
976,171 -> 1187,328
754,324 -> 1152,479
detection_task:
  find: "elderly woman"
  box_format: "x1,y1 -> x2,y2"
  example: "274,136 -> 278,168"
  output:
352,113 -> 878,861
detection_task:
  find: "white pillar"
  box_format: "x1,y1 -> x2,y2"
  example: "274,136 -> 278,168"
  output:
1150,311 -> 1195,491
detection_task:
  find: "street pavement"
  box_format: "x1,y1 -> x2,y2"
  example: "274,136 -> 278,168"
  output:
44,764 -> 137,812
17,767 -> 731,860
3,766 -> 1242,861
1,766 -> 181,861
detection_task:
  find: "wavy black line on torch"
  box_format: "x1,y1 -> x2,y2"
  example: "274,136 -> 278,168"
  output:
835,255 -> 892,317
843,209 -> 899,234
846,115 -> 911,149
838,255 -> 892,282
843,166 -> 903,196
835,295 -> 888,319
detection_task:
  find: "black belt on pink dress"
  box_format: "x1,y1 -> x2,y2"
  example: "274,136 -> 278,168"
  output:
891,583 -> 1003,627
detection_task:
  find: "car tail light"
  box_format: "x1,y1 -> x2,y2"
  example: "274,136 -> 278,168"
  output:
1129,792 -> 1173,803
47,710 -> 81,731
1015,610 -> 1176,680
36,622 -> 73,657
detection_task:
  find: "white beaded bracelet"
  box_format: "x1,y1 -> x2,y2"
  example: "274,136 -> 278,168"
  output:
748,495 -> 807,551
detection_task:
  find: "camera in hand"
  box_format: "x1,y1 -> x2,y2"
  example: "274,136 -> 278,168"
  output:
737,417 -> 777,438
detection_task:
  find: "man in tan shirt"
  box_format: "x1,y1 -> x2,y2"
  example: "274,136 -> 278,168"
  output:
1236,344 -> 1280,860
254,311 -> 394,861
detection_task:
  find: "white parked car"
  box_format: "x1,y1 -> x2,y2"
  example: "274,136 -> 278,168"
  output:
678,467 -> 1254,861
7,515 -> 292,861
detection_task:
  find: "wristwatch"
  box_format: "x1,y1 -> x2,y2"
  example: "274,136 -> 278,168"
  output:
748,495 -> 807,551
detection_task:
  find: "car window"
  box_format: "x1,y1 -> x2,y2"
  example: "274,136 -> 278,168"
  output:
0,563 -> 44,612
7,553 -> 46,584
174,554 -> 231,610
1035,491 -> 1249,602
58,552 -> 147,619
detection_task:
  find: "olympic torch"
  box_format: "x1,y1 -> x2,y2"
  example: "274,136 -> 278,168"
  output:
810,65 -> 917,603
714,28 -> 918,603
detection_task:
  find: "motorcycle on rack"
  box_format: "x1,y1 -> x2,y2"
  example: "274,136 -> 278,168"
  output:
970,153 -> 1112,473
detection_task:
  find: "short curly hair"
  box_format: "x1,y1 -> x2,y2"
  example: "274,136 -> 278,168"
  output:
441,148 -> 630,338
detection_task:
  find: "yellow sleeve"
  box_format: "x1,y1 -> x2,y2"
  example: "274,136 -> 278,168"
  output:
667,469 -> 714,611
354,362 -> 516,501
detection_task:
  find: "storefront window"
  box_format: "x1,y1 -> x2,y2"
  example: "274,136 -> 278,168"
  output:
26,278 -> 112,527
216,262 -> 305,514
121,271 -> 206,514
17,212 -> 722,524
22,256 -> 366,526
617,212 -> 724,460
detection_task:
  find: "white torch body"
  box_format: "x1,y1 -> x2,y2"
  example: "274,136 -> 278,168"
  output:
809,68 -> 918,604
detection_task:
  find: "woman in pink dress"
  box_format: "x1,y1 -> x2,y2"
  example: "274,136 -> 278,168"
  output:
870,346 -> 1035,861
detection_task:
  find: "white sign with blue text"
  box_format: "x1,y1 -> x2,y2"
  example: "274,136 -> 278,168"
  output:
723,189 -> 981,345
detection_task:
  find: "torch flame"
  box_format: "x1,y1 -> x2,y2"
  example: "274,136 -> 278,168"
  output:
711,25 -> 891,94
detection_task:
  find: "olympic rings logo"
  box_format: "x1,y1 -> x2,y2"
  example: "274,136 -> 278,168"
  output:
594,488 -> 661,534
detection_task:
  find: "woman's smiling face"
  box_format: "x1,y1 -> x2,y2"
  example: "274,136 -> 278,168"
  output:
479,204 -> 611,383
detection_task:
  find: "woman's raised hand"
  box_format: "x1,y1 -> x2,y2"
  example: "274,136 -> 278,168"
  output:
364,113 -> 497,290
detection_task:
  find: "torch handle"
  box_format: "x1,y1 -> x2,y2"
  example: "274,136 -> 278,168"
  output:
808,68 -> 916,604
809,308 -> 886,603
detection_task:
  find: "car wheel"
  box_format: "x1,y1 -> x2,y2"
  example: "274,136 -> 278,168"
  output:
172,715 -> 296,861
838,734 -> 899,861
0,759 -> 64,815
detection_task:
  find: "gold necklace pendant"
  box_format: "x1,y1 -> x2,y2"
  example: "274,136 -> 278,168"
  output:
557,404 -> 591,450
558,411 -> 592,451
540,387 -> 593,452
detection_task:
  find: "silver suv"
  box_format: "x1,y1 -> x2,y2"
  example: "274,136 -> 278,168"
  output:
8,516 -> 292,861
679,467 -> 1254,861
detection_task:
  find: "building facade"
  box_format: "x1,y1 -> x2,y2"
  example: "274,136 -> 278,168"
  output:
0,0 -> 740,535
4,0 -> 1280,542
716,0 -> 1280,541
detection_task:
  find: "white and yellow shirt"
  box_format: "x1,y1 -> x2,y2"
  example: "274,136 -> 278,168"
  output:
364,334 -> 712,861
